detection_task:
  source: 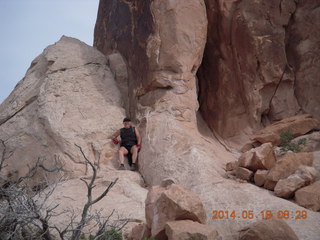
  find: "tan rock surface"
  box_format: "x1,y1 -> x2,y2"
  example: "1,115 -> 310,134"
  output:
252,114 -> 319,145
295,181 -> 320,211
165,220 -> 219,240
239,219 -> 298,240
0,36 -> 125,184
146,183 -> 206,238
238,143 -> 275,171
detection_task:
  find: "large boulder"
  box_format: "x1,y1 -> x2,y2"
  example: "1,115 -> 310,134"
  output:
264,151 -> 313,190
0,36 -> 125,184
145,183 -> 206,239
165,220 -> 219,240
295,181 -> 320,211
239,219 -> 298,240
252,114 -> 319,145
274,166 -> 317,198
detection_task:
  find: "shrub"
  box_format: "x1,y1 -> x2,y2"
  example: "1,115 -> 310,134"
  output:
279,129 -> 306,152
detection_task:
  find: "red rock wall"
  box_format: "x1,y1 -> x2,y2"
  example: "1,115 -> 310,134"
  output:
197,0 -> 320,138
94,0 -> 320,139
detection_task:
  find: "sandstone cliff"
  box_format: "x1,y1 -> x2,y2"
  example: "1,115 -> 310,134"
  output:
94,0 -> 320,239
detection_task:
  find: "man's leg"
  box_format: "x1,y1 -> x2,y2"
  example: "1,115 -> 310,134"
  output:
131,145 -> 138,164
119,147 -> 128,168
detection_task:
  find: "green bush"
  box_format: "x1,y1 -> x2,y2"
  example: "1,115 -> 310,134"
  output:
279,129 -> 306,152
144,238 -> 156,240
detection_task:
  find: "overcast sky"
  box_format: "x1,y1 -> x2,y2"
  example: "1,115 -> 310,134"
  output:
0,0 -> 99,104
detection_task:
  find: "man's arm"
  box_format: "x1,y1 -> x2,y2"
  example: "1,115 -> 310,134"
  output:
135,127 -> 141,145
111,130 -> 120,140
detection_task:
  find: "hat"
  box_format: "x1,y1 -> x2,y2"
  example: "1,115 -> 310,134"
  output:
123,117 -> 131,122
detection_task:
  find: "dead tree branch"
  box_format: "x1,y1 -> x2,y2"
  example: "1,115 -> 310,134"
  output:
70,144 -> 118,240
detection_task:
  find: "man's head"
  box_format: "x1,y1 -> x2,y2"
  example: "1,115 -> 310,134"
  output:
123,117 -> 132,128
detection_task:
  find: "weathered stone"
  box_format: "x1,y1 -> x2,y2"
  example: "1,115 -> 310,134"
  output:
266,152 -> 313,182
263,180 -> 277,191
0,36 -> 125,185
254,170 -> 268,187
226,161 -> 238,171
239,219 -> 299,240
107,53 -> 129,111
197,0 -> 320,138
295,181 -> 320,211
236,167 -> 253,181
274,166 -> 317,199
165,220 -> 219,240
42,169 -> 147,236
252,115 -> 319,145
239,143 -> 276,171
145,184 -> 206,238
292,131 -> 320,152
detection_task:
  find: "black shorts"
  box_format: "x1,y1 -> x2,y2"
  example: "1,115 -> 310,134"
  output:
121,144 -> 135,153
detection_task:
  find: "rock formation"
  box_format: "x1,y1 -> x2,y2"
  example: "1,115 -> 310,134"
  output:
1,0 -> 320,239
0,36 -> 126,184
94,0 -> 320,239
197,0 -> 320,138
0,36 -> 147,235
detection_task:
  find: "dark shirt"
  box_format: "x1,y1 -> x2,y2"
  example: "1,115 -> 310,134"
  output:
120,127 -> 137,146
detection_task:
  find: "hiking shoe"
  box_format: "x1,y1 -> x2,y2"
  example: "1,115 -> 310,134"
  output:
118,164 -> 125,170
130,163 -> 137,171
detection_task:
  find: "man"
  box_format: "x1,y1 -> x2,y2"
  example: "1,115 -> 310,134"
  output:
111,117 -> 141,171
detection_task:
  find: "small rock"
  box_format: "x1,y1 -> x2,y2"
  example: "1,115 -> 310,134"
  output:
254,170 -> 268,187
263,179 -> 277,190
236,167 -> 253,181
165,220 -> 220,240
226,161 -> 238,171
